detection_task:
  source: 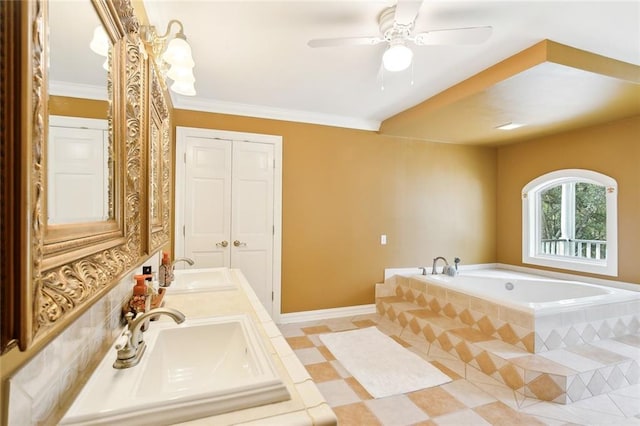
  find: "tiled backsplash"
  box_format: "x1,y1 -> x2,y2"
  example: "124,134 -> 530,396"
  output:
8,254 -> 159,425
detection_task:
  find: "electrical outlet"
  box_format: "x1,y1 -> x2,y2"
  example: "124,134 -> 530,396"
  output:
380,234 -> 387,245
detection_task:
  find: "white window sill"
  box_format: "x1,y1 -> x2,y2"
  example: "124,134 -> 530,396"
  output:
523,254 -> 617,277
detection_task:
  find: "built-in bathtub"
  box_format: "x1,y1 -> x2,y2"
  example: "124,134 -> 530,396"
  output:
426,269 -> 638,314
386,268 -> 640,353
376,267 -> 640,403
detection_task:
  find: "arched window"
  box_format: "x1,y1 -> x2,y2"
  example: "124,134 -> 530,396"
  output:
522,169 -> 617,276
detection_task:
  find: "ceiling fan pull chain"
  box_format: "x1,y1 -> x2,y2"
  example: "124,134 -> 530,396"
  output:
381,68 -> 385,91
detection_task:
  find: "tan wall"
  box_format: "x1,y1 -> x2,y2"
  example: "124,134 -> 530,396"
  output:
496,115 -> 640,284
49,95 -> 109,119
174,110 -> 497,313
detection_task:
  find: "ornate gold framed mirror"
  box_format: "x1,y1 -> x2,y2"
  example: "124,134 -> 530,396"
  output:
147,63 -> 171,253
9,0 -> 146,351
44,0 -> 124,271
3,0 -> 174,354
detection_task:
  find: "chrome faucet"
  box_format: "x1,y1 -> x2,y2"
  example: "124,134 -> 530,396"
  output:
432,256 -> 449,275
160,257 -> 195,287
171,257 -> 194,269
113,307 -> 186,369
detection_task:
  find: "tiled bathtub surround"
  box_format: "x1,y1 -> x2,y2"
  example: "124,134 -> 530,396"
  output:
7,259 -> 158,425
376,274 -> 640,404
385,273 -> 640,353
535,301 -> 640,352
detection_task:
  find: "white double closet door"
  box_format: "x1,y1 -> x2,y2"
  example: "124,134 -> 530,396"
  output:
176,127 -> 282,318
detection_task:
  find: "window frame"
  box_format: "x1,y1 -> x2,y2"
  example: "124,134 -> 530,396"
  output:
522,169 -> 618,276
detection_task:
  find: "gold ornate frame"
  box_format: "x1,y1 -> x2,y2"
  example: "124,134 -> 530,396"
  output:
147,62 -> 171,253
2,0 -> 173,354
12,0 -> 146,350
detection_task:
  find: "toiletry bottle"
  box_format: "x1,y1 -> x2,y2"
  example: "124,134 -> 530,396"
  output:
158,252 -> 171,287
129,274 -> 151,316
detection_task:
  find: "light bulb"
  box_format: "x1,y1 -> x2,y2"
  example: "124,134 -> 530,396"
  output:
89,26 -> 110,57
171,79 -> 196,96
167,64 -> 195,83
162,36 -> 195,67
382,43 -> 413,72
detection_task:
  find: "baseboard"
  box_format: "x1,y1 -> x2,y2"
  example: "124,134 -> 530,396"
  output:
278,304 -> 377,325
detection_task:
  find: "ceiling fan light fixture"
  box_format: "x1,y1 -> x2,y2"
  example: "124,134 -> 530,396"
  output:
382,42 -> 413,72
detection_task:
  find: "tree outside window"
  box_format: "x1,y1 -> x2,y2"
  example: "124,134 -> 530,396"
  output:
539,182 -> 606,260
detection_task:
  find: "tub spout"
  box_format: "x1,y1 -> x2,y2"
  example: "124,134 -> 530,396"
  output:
432,257 -> 449,275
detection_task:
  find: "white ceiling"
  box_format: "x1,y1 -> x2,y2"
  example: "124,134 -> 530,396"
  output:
49,1 -> 640,133
141,1 -> 640,130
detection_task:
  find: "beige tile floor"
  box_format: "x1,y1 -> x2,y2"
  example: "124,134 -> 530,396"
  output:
279,313 -> 640,426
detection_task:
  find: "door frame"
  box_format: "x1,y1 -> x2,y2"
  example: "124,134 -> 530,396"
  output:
175,126 -> 283,321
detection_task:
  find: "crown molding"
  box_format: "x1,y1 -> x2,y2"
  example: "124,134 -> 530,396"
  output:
49,80 -> 108,101
49,81 -> 382,131
172,94 -> 381,132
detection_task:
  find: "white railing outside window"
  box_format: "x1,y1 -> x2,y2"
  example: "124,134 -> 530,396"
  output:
540,239 -> 607,260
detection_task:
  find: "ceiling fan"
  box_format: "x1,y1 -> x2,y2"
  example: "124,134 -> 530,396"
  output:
308,0 -> 492,72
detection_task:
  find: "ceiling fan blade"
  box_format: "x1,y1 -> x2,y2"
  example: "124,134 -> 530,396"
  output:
308,36 -> 385,48
413,26 -> 493,46
393,0 -> 423,25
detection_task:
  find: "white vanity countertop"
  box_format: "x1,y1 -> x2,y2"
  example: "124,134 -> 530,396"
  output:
162,269 -> 337,426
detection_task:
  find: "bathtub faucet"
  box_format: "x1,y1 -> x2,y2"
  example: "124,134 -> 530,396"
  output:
432,257 -> 449,275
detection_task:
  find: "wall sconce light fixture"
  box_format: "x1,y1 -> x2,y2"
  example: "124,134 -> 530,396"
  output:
141,19 -> 196,96
89,26 -> 110,71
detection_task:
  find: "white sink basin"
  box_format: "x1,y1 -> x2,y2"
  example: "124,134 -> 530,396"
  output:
167,267 -> 236,294
61,314 -> 289,426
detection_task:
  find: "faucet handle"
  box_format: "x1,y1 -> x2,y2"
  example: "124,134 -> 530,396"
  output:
115,331 -> 131,350
419,267 -> 427,275
124,311 -> 134,326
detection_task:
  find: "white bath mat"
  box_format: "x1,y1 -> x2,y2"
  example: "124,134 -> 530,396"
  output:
319,327 -> 451,398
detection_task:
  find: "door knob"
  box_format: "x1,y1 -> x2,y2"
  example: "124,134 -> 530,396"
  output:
233,240 -> 247,247
216,240 -> 229,248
